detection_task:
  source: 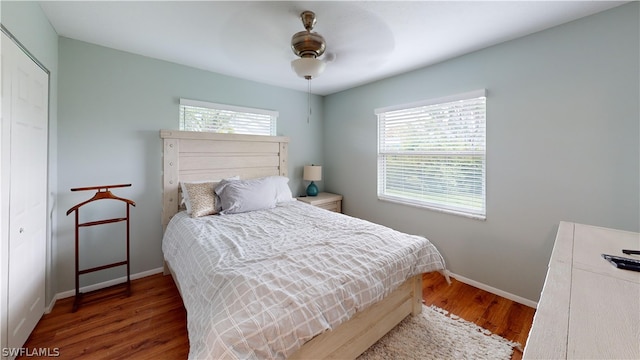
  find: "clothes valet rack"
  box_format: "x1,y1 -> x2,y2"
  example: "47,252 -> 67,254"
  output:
66,184 -> 135,312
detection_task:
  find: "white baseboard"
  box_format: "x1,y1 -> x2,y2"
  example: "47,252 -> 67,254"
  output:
448,272 -> 538,309
45,267 -> 164,313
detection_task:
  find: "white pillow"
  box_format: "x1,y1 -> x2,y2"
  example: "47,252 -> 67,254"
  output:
215,177 -> 280,214
266,176 -> 295,203
180,176 -> 239,215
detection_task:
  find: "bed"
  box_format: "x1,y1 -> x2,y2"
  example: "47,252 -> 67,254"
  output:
160,130 -> 447,359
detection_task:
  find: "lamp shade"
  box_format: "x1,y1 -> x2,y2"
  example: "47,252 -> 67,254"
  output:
291,58 -> 326,79
303,165 -> 322,181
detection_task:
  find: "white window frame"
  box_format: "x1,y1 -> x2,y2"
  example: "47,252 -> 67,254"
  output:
376,89 -> 487,220
179,98 -> 278,136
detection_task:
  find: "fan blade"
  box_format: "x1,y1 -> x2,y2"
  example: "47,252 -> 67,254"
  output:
302,3 -> 394,71
218,2 -> 300,65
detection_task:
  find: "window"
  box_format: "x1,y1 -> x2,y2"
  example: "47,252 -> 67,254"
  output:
376,89 -> 486,219
179,99 -> 277,136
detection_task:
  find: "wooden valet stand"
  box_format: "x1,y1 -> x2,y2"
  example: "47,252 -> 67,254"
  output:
66,184 -> 135,312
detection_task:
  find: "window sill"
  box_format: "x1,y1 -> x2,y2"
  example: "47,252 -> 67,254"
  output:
377,195 -> 486,221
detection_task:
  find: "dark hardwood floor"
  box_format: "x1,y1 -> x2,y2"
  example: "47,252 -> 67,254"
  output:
421,272 -> 535,360
20,272 -> 535,359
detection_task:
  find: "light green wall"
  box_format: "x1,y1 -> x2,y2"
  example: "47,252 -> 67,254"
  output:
1,1 -> 59,306
56,38 -> 324,292
3,1 -> 639,305
324,2 -> 639,302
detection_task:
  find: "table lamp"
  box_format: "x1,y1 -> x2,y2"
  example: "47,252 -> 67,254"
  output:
303,165 -> 322,196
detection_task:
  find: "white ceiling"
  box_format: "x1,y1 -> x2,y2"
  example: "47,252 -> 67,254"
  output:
40,1 -> 626,96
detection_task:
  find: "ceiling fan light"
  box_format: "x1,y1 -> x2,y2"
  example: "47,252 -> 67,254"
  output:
291,58 -> 326,79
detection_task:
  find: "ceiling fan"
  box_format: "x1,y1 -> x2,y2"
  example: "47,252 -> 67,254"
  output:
290,10 -> 329,80
219,3 -> 394,87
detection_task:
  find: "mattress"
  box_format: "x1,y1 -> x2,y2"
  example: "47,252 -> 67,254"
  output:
162,200 -> 446,359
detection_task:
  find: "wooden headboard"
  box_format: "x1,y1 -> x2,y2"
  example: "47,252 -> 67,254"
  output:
160,130 -> 290,230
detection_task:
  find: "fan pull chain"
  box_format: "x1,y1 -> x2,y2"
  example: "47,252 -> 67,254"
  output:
307,78 -> 311,124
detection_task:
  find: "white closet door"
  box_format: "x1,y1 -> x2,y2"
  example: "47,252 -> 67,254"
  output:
1,32 -> 49,350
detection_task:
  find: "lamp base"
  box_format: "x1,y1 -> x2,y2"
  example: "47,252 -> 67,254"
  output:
306,181 -> 318,196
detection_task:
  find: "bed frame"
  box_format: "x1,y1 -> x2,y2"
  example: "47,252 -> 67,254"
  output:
160,129 -> 423,359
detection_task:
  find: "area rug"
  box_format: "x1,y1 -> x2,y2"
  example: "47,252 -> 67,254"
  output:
358,305 -> 521,360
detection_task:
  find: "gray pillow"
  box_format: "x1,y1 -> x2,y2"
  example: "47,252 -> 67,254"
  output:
215,177 -> 279,214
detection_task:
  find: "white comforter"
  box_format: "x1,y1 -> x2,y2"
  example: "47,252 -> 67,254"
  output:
162,200 -> 446,359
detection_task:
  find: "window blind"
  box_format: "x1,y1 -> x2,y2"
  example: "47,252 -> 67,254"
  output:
179,99 -> 277,136
376,90 -> 486,219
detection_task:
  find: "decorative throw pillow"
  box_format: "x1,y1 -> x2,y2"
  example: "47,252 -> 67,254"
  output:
183,182 -> 219,218
180,176 -> 240,215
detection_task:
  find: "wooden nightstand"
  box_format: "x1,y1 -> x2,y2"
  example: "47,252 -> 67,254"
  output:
297,192 -> 343,213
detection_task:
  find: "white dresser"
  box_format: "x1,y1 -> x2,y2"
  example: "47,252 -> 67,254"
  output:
524,221 -> 640,359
